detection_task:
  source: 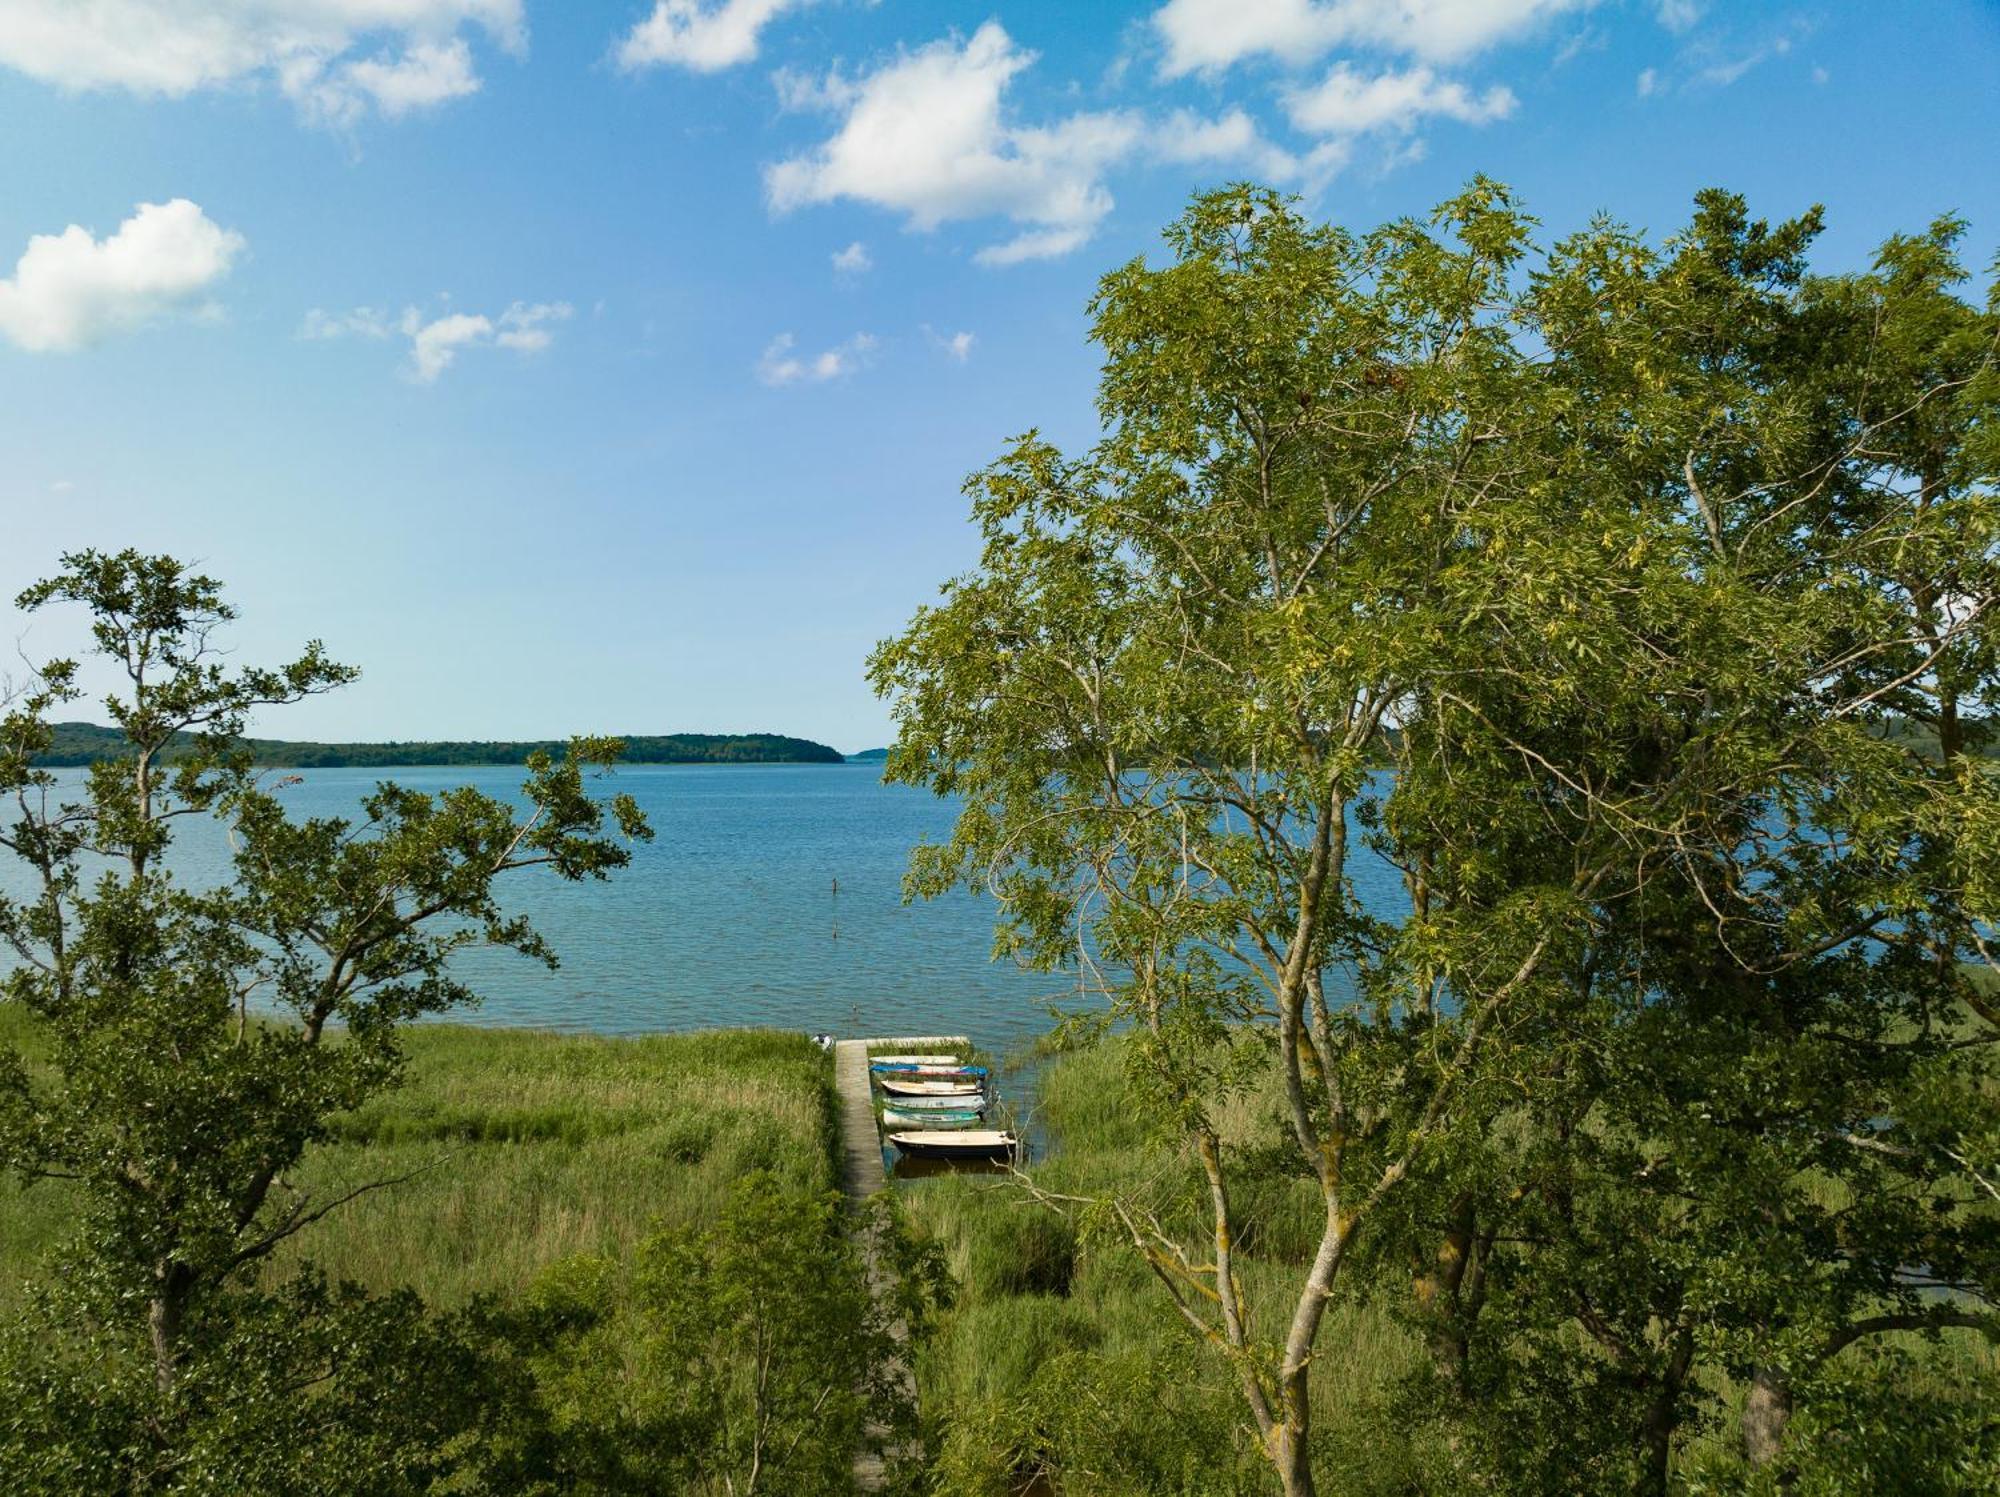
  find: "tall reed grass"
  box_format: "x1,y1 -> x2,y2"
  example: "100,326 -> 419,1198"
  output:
0,1010 -> 837,1310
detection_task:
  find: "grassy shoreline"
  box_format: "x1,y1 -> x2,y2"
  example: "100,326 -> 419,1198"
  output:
0,1010 -> 840,1309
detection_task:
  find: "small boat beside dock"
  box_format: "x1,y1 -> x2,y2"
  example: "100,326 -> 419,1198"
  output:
882,1105 -> 984,1129
879,1076 -> 984,1099
878,1089 -> 988,1110
869,1062 -> 988,1078
888,1129 -> 1018,1162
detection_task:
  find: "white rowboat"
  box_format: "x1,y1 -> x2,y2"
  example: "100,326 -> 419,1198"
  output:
877,1089 -> 989,1110
888,1129 -> 1018,1161
878,1077 -> 984,1099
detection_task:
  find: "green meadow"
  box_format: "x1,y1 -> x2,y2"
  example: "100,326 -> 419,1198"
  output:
0,1007 -> 839,1310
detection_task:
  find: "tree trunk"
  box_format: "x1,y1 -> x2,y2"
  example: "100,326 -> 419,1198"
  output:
1638,1394 -> 1674,1497
1742,1363 -> 1793,1467
1637,1326 -> 1695,1497
1418,1196 -> 1482,1394
148,1262 -> 192,1397
1270,1409 -> 1314,1497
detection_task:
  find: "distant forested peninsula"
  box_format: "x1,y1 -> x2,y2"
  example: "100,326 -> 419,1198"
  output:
34,722 -> 846,768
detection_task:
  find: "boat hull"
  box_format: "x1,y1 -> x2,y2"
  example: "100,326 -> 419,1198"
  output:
882,1106 -> 983,1128
888,1129 -> 1017,1162
878,1077 -> 984,1099
870,1062 -> 988,1078
875,1089 -> 987,1110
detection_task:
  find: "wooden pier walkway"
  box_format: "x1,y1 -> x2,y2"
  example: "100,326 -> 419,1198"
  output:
832,1035 -> 967,1491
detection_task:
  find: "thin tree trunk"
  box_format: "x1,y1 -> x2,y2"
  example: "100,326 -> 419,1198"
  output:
148,1262 -> 191,1397
1418,1195 -> 1479,1392
1638,1325 -> 1695,1496
1271,1413 -> 1314,1497
1742,1363 -> 1793,1467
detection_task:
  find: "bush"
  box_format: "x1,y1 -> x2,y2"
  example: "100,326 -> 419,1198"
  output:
1682,1346 -> 2000,1497
0,1271 -> 512,1495
498,1171 -> 926,1495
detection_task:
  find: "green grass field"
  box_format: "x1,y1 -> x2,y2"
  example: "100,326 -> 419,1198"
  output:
0,1007 -> 838,1310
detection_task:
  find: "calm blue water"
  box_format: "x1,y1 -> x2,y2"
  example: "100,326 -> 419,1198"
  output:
3,764 -> 1071,1055
2,762 -> 1408,1062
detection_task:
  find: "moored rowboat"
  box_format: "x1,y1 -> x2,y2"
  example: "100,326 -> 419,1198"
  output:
887,1129 -> 1017,1161
879,1077 -> 984,1099
869,1054 -> 959,1067
875,1089 -> 989,1110
870,1062 -> 988,1078
882,1105 -> 983,1128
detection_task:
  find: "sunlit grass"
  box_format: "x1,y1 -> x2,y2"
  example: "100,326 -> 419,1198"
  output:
0,1010 -> 837,1311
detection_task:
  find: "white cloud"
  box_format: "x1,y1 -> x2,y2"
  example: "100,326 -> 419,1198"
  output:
1151,107 -> 1300,179
406,301 -> 568,379
971,227 -> 1093,268
0,1 -> 520,124
1636,66 -> 1659,96
300,305 -> 394,339
298,37 -> 480,126
305,297 -> 569,380
1152,0 -> 1592,77
1284,63 -> 1514,134
0,199 -> 244,353
757,330 -> 876,386
1682,26 -> 1797,89
617,0 -> 808,73
768,24 -> 1294,266
491,298 -> 568,352
1699,49 -> 1757,87
924,325 -> 975,361
832,240 -> 872,274
1655,0 -> 1702,33
404,309 -> 491,381
771,62 -> 852,112
1551,26 -> 1604,67
767,25 -> 1142,266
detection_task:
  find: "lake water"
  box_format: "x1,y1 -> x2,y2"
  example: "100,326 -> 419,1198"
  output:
3,763 -> 1073,1057
2,762 -> 1408,1066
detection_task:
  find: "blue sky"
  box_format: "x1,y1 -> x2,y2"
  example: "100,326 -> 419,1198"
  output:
2,1 -> 1996,753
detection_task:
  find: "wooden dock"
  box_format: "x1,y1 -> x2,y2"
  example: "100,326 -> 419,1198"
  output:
833,1035 -> 967,1491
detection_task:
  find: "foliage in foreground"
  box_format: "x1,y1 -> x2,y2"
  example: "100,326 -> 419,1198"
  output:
905,1038 -> 2000,1497
0,1170 -> 928,1495
0,1009 -> 928,1494
0,549 -> 658,1485
874,180 -> 2000,1495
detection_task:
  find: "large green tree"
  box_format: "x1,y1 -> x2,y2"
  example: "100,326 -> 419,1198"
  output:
0,550 -> 651,1484
873,185 -> 1999,1495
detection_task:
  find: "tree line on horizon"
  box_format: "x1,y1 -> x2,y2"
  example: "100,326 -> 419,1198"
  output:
31,720 -> 847,768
